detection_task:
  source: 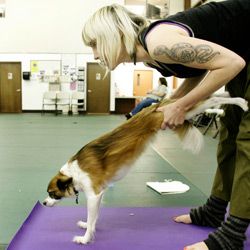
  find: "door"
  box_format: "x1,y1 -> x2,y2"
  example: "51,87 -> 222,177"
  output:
86,63 -> 110,114
133,70 -> 153,96
0,62 -> 22,113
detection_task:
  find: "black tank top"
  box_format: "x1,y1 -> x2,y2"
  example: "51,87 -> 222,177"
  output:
138,0 -> 250,78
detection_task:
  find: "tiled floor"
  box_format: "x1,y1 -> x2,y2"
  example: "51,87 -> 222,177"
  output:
0,113 -> 219,249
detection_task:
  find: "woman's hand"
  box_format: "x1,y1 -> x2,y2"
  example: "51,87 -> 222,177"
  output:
157,102 -> 186,130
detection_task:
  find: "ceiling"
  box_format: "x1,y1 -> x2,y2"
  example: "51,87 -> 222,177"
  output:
125,0 -> 168,6
125,0 -> 204,7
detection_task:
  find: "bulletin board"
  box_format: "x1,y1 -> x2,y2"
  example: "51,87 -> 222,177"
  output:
30,60 -> 61,75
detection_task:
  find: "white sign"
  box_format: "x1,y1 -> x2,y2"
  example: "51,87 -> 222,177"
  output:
96,73 -> 101,80
8,73 -> 13,80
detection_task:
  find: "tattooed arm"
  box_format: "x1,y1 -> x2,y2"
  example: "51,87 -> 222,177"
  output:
170,73 -> 207,100
145,25 -> 245,127
153,43 -> 220,64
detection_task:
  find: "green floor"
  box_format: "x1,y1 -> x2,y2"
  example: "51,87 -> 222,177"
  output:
0,113 -> 219,249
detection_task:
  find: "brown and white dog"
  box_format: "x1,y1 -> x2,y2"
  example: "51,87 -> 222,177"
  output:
43,92 -> 248,245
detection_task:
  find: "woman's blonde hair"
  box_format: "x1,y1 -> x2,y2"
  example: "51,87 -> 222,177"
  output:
82,4 -> 149,71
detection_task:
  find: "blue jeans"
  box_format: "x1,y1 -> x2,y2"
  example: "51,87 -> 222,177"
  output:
130,98 -> 158,116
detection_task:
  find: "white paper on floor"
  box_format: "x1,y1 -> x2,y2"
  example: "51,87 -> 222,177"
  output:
146,179 -> 190,194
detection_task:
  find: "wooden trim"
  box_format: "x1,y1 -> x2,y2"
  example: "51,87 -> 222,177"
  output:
193,0 -> 208,8
0,62 -> 22,113
184,0 -> 191,10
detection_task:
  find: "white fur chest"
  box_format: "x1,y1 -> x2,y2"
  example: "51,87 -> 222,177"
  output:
60,161 -> 95,196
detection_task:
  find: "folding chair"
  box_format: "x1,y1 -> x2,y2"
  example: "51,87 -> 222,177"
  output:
203,108 -> 224,137
195,108 -> 224,138
42,91 -> 57,115
71,91 -> 85,114
56,92 -> 70,115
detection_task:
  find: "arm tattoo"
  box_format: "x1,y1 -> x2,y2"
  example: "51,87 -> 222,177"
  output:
153,43 -> 220,64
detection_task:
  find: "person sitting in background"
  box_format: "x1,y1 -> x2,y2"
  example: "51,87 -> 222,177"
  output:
125,77 -> 168,120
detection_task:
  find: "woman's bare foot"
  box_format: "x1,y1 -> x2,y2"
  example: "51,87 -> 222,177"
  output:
173,214 -> 192,224
175,216 -> 209,249
184,241 -> 208,250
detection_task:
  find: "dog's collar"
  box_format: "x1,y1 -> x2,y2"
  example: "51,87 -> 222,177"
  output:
74,188 -> 79,204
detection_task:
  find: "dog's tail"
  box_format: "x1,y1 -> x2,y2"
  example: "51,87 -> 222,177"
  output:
175,122 -> 204,154
157,99 -> 204,154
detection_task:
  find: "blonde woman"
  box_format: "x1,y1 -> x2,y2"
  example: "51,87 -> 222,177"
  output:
83,1 -> 250,250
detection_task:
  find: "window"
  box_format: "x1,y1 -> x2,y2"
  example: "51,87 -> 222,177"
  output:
125,0 -> 170,20
0,0 -> 6,18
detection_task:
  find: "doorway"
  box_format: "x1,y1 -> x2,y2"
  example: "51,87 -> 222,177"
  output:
0,62 -> 22,113
133,70 -> 153,96
86,63 -> 110,114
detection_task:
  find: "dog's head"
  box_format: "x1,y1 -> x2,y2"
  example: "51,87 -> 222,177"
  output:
43,172 -> 78,207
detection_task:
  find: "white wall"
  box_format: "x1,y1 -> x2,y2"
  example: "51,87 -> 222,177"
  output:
0,0 -> 124,111
112,63 -> 173,97
0,0 -> 123,53
0,0 -> 185,112
0,53 -> 173,111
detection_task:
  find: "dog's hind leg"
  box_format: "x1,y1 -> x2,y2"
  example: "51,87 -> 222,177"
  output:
185,96 -> 248,120
73,191 -> 104,244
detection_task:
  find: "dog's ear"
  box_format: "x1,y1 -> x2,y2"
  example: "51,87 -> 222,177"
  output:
57,176 -> 73,191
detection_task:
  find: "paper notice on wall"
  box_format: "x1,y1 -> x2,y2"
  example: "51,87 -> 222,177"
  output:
62,65 -> 70,76
70,82 -> 77,90
31,61 -> 39,73
78,83 -> 84,91
61,54 -> 76,76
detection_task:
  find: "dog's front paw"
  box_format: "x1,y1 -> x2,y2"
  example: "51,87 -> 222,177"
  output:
73,236 -> 91,244
77,220 -> 87,229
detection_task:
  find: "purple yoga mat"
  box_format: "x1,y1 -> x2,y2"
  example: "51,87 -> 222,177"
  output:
8,201 -> 250,250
